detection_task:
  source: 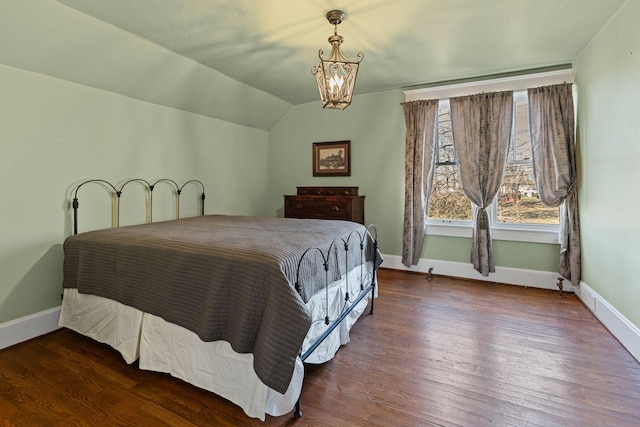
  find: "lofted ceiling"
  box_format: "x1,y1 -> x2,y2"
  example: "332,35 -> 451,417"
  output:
56,0 -> 625,106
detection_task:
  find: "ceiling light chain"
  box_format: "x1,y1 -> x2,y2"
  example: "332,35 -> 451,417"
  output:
312,9 -> 364,110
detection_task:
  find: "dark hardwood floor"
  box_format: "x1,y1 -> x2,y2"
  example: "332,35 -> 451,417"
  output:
1,268 -> 639,426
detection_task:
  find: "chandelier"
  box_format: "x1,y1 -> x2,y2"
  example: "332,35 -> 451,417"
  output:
312,10 -> 364,110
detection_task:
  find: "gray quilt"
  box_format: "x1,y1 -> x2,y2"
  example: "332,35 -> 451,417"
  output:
62,215 -> 378,393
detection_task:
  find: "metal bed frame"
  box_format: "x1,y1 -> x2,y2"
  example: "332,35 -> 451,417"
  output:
293,224 -> 378,418
69,178 -> 378,419
71,178 -> 205,235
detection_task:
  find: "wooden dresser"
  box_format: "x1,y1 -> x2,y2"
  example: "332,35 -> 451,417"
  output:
284,186 -> 365,224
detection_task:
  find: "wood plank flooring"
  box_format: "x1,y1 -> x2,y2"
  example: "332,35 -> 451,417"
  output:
1,268 -> 639,426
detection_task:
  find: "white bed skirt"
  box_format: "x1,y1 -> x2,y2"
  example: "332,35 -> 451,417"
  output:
59,266 -> 374,420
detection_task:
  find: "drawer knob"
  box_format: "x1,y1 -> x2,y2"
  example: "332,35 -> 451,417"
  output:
296,204 -> 304,210
331,205 -> 340,212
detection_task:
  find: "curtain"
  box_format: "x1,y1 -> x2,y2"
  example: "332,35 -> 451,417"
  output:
450,91 -> 513,276
401,99 -> 439,267
528,83 -> 581,285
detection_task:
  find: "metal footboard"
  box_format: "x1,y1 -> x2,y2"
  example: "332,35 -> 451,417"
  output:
293,224 -> 379,419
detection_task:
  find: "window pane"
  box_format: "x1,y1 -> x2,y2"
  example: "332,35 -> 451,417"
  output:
429,164 -> 472,220
436,103 -> 455,163
508,99 -> 532,162
498,163 -> 559,224
429,102 -> 472,222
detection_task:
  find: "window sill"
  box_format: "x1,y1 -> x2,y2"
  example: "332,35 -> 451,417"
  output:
426,222 -> 559,244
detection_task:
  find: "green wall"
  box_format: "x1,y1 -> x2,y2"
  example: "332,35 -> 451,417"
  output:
574,0 -> 640,328
268,90 -> 561,272
0,64 -> 270,324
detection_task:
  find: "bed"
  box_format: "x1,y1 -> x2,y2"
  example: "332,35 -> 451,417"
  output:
58,179 -> 381,420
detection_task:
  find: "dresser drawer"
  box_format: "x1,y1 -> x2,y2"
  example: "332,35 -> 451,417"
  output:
284,187 -> 365,224
285,197 -> 351,220
297,186 -> 358,196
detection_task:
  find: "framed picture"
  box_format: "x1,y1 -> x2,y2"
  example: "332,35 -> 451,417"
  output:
312,140 -> 351,177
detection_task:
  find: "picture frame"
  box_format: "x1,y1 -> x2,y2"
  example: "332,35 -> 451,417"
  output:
312,140 -> 351,177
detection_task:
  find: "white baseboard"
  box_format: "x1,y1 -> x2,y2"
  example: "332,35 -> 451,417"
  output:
574,281 -> 640,363
381,254 -> 574,291
0,306 -> 61,350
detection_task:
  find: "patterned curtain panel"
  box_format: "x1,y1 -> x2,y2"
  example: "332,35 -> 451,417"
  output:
450,91 -> 513,276
528,83 -> 581,284
401,99 -> 439,267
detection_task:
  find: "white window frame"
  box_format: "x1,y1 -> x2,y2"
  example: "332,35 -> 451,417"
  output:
404,69 -> 573,244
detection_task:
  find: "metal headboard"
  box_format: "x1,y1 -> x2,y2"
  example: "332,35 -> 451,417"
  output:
71,178 -> 205,234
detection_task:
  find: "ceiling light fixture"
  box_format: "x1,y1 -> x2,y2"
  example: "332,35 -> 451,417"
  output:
312,10 -> 364,110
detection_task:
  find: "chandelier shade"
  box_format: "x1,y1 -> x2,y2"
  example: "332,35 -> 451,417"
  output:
312,10 -> 364,110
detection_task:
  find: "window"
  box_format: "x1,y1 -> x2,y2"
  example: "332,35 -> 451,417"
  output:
420,86 -> 566,241
405,69 -> 571,243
